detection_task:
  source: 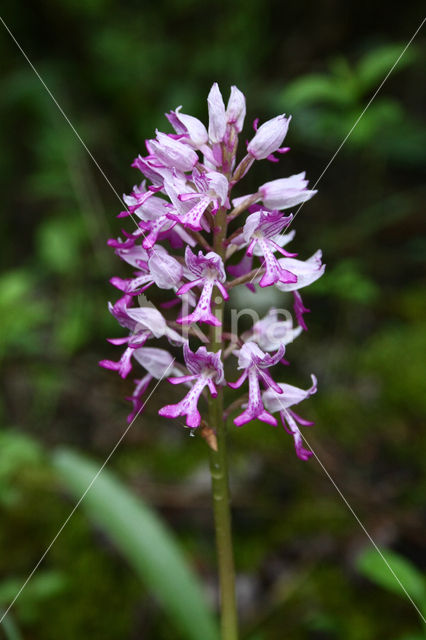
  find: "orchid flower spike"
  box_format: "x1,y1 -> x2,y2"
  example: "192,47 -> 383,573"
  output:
101,82 -> 323,459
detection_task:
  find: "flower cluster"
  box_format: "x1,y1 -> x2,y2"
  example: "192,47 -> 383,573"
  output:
101,83 -> 324,460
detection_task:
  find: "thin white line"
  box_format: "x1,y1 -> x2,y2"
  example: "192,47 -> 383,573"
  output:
248,15 -> 425,284
265,23 -> 426,616
0,14 -> 182,289
246,358 -> 426,623
300,432 -> 426,624
288,15 -> 426,230
0,359 -> 175,626
0,21 -> 192,622
0,15 -> 138,225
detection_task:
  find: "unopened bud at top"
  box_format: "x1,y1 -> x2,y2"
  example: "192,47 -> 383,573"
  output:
226,86 -> 246,132
208,83 -> 227,143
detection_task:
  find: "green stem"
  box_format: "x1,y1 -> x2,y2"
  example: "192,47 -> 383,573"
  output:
207,206 -> 239,640
208,392 -> 238,640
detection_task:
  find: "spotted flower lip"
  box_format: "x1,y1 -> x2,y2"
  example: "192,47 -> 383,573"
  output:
158,344 -> 224,428
163,174 -> 208,234
229,342 -> 284,427
242,207 -> 294,245
263,375 -> 317,460
176,247 -> 228,327
166,169 -> 228,231
242,209 -> 298,288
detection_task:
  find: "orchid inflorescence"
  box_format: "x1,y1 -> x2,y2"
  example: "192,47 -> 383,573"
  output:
100,83 -> 325,460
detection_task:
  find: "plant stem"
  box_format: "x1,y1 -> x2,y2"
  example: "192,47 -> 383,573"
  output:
208,392 -> 238,640
207,205 -> 239,640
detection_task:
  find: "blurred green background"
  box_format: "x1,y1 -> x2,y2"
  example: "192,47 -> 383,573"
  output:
0,1 -> 425,638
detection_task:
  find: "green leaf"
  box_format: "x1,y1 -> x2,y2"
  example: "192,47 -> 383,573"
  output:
356,548 -> 426,611
357,44 -> 416,92
281,74 -> 353,109
36,216 -> 85,274
312,260 -> 378,304
0,431 -> 43,480
0,271 -> 48,359
52,449 -> 219,640
0,572 -> 67,624
0,612 -> 23,640
53,291 -> 92,354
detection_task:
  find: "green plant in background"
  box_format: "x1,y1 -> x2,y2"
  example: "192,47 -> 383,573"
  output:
53,449 -> 219,640
357,547 -> 426,639
0,271 -> 49,361
312,259 -> 378,304
0,431 -> 44,507
0,430 -> 67,640
0,572 -> 67,628
0,435 -> 220,639
278,44 -> 426,165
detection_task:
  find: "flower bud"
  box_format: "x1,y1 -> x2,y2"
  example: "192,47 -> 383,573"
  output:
208,82 -> 226,143
226,85 -> 246,132
149,131 -> 198,172
167,107 -> 209,148
247,114 -> 291,160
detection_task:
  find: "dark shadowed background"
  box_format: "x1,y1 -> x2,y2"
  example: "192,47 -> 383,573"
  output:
0,1 -> 425,638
